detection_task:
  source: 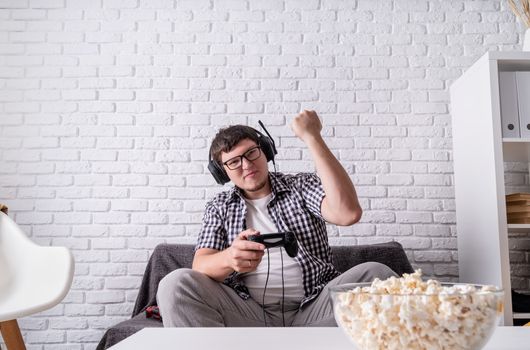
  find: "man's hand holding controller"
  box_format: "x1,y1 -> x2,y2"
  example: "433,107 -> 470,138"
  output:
225,229 -> 265,273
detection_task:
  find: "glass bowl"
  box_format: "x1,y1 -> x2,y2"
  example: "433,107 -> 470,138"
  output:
330,282 -> 504,350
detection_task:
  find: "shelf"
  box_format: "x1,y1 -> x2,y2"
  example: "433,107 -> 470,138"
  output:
507,224 -> 530,233
503,138 -> 530,143
493,51 -> 530,71
513,312 -> 530,319
451,51 -> 530,326
502,142 -> 530,162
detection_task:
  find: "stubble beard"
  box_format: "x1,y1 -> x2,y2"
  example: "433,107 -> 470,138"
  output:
244,178 -> 268,193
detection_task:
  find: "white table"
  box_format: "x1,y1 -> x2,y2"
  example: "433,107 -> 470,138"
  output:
109,327 -> 530,349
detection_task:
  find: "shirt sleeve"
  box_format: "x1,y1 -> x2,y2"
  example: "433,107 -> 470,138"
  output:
295,172 -> 326,221
195,199 -> 228,252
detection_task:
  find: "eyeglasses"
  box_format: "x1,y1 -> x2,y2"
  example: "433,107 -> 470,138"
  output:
222,146 -> 262,170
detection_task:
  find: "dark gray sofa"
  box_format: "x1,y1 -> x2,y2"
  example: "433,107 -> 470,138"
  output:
96,241 -> 414,349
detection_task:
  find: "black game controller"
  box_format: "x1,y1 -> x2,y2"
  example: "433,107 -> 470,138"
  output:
247,232 -> 298,258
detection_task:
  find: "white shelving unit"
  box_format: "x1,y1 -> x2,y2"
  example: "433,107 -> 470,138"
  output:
451,51 -> 530,326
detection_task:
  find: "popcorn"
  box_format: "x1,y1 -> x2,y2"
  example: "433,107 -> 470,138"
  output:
333,270 -> 503,350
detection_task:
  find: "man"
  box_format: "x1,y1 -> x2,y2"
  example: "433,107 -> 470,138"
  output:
157,110 -> 396,327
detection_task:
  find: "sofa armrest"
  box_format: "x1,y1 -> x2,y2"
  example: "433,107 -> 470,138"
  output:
96,313 -> 162,350
131,244 -> 195,317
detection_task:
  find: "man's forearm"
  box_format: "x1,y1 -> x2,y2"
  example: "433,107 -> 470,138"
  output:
192,249 -> 234,282
305,134 -> 361,220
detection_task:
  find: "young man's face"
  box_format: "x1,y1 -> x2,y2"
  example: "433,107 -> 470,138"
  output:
220,138 -> 271,199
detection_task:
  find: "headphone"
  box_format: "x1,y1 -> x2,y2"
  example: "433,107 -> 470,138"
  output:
208,121 -> 277,185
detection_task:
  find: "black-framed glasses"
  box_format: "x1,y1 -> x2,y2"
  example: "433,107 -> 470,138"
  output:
223,146 -> 262,170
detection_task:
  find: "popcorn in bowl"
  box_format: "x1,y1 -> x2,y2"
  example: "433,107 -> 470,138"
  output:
329,270 -> 504,350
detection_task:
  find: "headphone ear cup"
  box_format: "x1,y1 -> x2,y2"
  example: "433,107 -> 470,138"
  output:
259,137 -> 276,162
208,161 -> 230,185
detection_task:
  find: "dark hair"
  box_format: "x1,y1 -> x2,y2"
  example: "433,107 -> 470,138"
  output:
210,125 -> 260,164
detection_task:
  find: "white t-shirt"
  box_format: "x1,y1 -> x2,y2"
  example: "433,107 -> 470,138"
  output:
242,193 -> 305,306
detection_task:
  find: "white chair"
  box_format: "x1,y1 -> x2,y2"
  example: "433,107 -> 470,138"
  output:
0,205 -> 75,350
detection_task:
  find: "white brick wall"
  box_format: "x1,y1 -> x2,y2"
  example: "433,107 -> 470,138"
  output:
0,0 -> 528,348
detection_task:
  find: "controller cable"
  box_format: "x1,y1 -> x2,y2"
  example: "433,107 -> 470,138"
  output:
260,159 -> 287,327
262,249 -> 270,326
257,121 -> 288,327
260,240 -> 286,327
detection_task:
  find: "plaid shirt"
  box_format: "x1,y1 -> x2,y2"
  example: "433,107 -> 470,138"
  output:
195,172 -> 340,307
